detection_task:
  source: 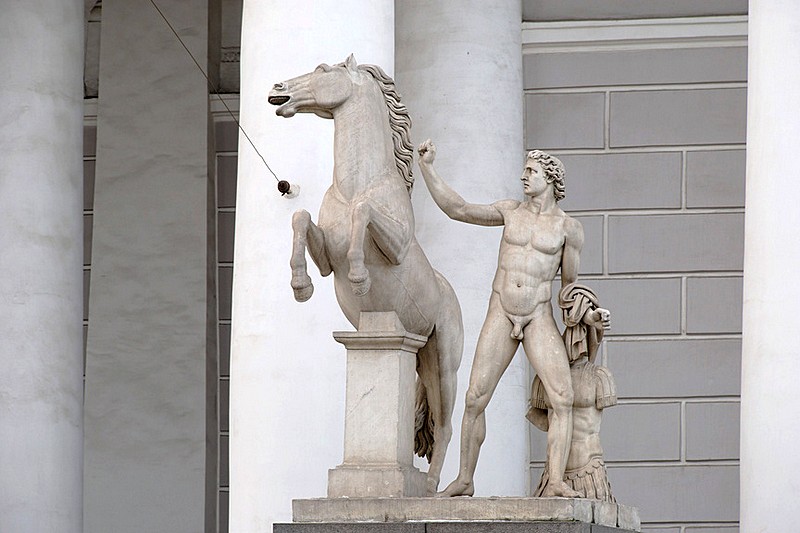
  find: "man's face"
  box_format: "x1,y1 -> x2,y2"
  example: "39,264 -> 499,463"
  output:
521,159 -> 548,197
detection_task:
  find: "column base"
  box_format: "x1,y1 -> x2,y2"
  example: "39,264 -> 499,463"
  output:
327,464 -> 427,498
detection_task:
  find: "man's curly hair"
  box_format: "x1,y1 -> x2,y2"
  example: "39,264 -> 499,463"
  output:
526,150 -> 565,202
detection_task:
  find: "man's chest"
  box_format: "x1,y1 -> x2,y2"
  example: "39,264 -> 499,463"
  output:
502,210 -> 565,254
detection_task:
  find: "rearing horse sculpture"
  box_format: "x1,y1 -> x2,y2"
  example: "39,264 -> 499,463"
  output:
268,54 -> 463,494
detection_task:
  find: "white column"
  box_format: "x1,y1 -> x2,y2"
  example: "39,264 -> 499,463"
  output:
231,1 -> 393,530
741,1 -> 800,531
396,1 -> 528,496
0,1 -> 84,532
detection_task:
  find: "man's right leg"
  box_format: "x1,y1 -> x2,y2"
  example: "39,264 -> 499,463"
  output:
439,297 -> 518,496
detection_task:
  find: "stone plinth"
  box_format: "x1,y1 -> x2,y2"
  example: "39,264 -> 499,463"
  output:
289,497 -> 639,532
328,312 -> 428,498
277,524 -> 630,533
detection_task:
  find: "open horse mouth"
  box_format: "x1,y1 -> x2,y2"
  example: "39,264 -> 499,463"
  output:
268,95 -> 290,106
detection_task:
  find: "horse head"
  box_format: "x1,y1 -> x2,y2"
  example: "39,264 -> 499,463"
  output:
269,54 -> 362,119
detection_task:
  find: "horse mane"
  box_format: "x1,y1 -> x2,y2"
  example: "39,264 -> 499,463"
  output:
358,64 -> 414,194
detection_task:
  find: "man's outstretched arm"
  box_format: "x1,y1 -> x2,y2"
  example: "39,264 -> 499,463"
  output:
417,139 -> 512,226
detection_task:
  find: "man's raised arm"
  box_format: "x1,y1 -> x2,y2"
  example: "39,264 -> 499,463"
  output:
417,139 -> 508,226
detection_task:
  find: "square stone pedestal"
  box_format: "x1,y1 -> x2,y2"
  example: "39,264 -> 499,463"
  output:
328,312 -> 428,498
287,497 -> 640,532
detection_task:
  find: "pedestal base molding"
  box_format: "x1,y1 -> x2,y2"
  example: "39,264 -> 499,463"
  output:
327,465 -> 427,498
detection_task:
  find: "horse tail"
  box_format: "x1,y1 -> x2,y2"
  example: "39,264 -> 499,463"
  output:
414,378 -> 435,462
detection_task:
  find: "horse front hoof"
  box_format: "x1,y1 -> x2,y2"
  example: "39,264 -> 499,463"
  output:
348,268 -> 371,296
350,277 -> 371,296
291,276 -> 314,302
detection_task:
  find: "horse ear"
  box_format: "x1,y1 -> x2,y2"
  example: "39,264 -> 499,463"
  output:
345,53 -> 358,71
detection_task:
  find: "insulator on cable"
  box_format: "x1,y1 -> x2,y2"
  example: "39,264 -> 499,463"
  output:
277,180 -> 299,198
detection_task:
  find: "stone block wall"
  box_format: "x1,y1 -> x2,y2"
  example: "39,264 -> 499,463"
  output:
523,18 -> 745,532
215,115 -> 239,533
83,120 -> 96,359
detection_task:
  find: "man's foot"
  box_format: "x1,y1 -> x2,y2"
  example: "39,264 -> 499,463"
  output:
425,476 -> 439,496
540,481 -> 581,498
436,477 -> 474,497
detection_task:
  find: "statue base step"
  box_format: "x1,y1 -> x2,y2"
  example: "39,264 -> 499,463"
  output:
290,497 -> 640,532
276,524 -> 634,533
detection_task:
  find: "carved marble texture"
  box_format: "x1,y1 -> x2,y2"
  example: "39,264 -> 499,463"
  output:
417,142 -> 611,498
268,55 -> 464,495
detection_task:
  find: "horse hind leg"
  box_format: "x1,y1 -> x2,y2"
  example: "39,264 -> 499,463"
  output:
417,281 -> 464,494
429,274 -> 464,495
291,209 -> 331,302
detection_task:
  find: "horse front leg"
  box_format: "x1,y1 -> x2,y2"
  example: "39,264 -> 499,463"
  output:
291,209 -> 331,302
347,199 -> 412,296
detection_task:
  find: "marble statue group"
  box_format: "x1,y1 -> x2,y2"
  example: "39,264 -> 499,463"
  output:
269,55 -> 619,502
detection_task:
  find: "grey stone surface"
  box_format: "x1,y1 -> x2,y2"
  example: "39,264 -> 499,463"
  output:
605,339 -> 741,398
216,154 -> 238,208
686,150 -> 746,208
84,125 -> 97,156
530,402 -> 681,463
327,466 -> 427,499
84,214 -> 93,266
277,525 -> 426,533
557,153 -> 681,211
220,434 -> 229,486
602,403 -> 681,461
684,526 -> 739,533
218,266 -> 232,320
525,93 -> 605,149
293,497 -> 603,524
277,524 -> 636,533
524,48 -> 746,90
429,525 -> 629,533
608,465 -> 738,523
84,159 -> 95,210
522,0 -> 747,21
83,270 -> 90,321
220,379 -> 229,431
573,216 -> 603,275
215,120 -> 239,152
609,89 -> 747,147
616,505 -> 641,532
218,491 -> 229,532
685,402 -> 740,461
592,501 -> 617,528
608,214 -> 744,273
218,211 -> 235,263
578,278 -> 681,335
219,323 -> 230,375
641,529 -> 679,533
686,277 -> 743,334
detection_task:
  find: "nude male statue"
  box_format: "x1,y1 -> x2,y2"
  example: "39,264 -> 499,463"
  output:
417,140 -> 609,497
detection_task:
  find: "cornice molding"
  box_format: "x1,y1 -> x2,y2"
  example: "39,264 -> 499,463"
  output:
522,15 -> 747,53
210,94 -> 240,118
